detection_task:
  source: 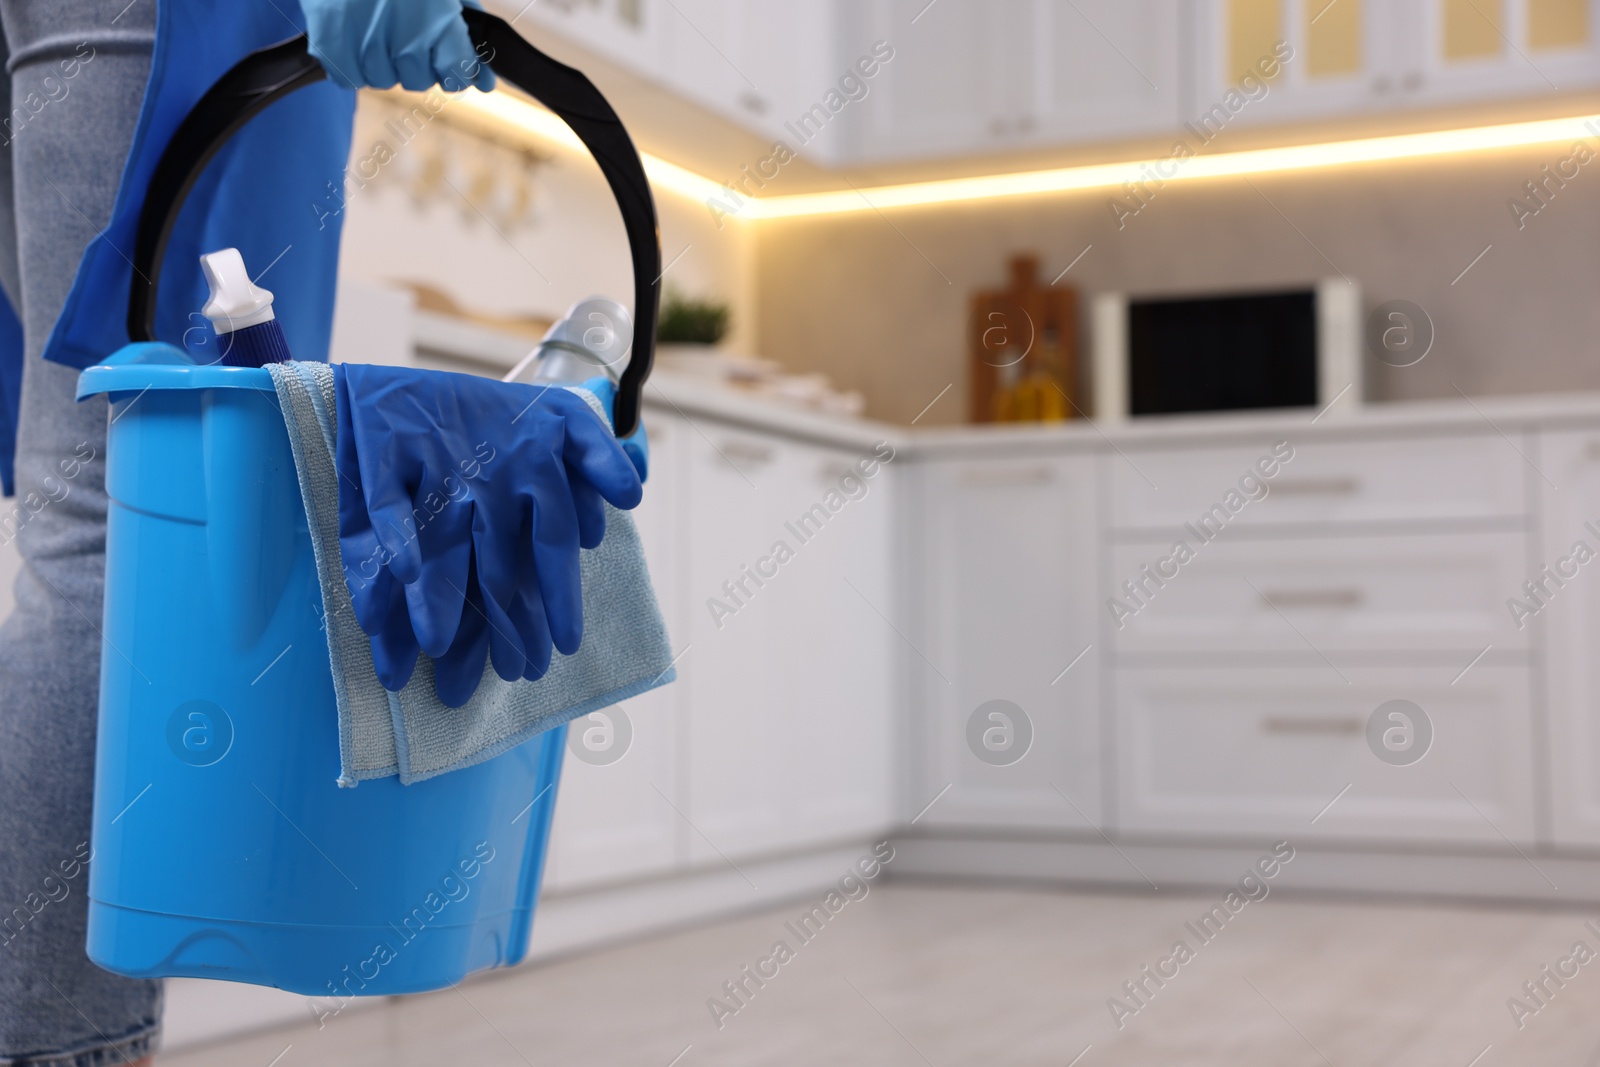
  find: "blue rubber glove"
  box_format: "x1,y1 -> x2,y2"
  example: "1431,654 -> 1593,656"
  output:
302,0 -> 496,92
580,376 -> 650,482
334,364 -> 642,707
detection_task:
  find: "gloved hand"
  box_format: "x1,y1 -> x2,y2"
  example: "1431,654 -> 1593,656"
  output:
334,364 -> 642,707
302,0 -> 496,92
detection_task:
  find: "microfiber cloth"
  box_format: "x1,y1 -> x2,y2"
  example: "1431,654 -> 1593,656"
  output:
268,360 -> 677,786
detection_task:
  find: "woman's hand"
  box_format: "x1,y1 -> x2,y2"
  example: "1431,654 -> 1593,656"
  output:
301,0 -> 496,92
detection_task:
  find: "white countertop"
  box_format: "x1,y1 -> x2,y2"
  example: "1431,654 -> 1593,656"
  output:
644,374 -> 1600,458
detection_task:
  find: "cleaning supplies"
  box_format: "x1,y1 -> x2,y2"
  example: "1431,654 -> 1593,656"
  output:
83,6 -> 665,996
271,357 -> 675,784
200,248 -> 293,367
504,296 -> 632,386
506,296 -> 651,481
332,363 -> 642,704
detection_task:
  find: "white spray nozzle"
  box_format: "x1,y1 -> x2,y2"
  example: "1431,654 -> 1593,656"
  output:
200,248 -> 275,333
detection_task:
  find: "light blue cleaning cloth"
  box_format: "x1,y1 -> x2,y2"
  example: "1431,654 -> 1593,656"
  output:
268,360 -> 677,786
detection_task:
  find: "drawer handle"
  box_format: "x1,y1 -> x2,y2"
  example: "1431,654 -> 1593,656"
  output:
959,465 -> 1055,487
721,440 -> 776,465
1260,716 -> 1362,736
1271,477 -> 1360,496
1258,587 -> 1365,609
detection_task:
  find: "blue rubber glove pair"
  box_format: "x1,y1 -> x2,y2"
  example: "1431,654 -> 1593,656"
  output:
334,364 -> 643,707
302,0 -> 495,92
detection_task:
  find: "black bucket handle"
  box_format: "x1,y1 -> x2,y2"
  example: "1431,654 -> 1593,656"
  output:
128,8 -> 660,437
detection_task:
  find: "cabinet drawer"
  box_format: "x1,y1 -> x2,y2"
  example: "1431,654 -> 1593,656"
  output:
1111,433 -> 1526,530
1114,666 -> 1536,844
1110,532 -> 1529,654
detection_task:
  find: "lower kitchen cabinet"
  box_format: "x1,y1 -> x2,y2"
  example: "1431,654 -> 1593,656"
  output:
909,453 -> 1102,830
544,413 -> 688,891
1540,427 -> 1600,849
1114,664 -> 1537,844
680,424 -> 897,866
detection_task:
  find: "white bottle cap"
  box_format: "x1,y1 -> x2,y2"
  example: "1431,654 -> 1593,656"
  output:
200,248 -> 276,333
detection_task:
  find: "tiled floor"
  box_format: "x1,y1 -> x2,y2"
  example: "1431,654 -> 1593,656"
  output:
163,883 -> 1600,1066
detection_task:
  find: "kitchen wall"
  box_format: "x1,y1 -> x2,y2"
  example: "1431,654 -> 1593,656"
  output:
336,95 -> 761,357
754,141 -> 1600,425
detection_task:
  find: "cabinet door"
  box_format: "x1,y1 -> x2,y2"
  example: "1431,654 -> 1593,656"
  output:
684,430 -> 898,864
770,443 -> 898,849
681,427 -> 798,863
1116,665 -> 1538,845
543,412 -> 687,891
515,0 -> 666,75
911,454 -> 1102,830
1540,428 -> 1600,847
1027,0 -> 1185,146
839,0 -> 1026,164
1404,0 -> 1600,106
1191,0 -> 1410,126
656,1 -> 842,153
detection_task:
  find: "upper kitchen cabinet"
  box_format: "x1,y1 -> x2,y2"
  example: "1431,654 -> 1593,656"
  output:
1405,0 -> 1600,106
1194,0 -> 1600,129
1191,0 -> 1411,124
835,0 -> 1185,165
515,0 -> 667,75
655,2 -> 846,158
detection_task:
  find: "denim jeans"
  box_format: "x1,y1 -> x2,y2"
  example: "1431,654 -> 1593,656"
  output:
0,1 -> 163,1064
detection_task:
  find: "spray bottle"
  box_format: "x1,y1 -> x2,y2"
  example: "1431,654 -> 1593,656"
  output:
199,247 -> 292,367
503,296 -> 632,386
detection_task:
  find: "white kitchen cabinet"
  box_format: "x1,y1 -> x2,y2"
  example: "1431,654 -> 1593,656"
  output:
1110,432 -> 1526,531
657,2 -> 844,156
1404,0 -> 1600,108
838,0 -> 1023,164
1194,0 -> 1600,130
910,453 -> 1102,830
511,0 -> 667,76
682,426 -> 897,865
1116,664 -> 1538,845
767,443 -> 897,849
1538,427 -> 1600,848
544,412 -> 688,891
1026,0 -> 1186,148
841,0 -> 1183,164
1110,531 -> 1531,654
1191,0 -> 1411,126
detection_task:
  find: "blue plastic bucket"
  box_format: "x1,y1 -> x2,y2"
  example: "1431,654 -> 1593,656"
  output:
78,345 -> 565,996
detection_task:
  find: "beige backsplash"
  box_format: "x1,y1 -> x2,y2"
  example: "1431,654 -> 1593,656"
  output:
753,140 -> 1600,425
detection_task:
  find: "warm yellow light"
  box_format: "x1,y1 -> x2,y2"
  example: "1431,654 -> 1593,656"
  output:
750,114 -> 1600,218
452,87 -> 1600,221
452,87 -> 735,211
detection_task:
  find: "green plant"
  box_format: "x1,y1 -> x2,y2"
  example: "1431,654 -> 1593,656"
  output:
657,291 -> 730,345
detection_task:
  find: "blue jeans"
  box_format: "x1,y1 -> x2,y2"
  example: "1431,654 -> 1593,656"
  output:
0,1 -> 162,1064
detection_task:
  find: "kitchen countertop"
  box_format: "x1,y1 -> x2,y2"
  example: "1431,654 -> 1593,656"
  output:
645,374 -> 1600,458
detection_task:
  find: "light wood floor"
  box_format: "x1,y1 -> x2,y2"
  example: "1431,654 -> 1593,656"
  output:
161,883 -> 1600,1066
